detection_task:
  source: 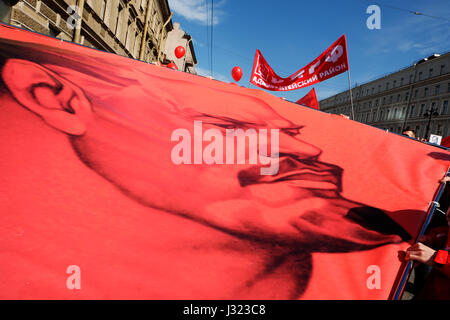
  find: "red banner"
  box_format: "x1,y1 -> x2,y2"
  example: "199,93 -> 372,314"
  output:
251,35 -> 349,91
0,24 -> 449,299
296,88 -> 319,110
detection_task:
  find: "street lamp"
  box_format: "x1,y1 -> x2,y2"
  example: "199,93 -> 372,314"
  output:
423,106 -> 439,140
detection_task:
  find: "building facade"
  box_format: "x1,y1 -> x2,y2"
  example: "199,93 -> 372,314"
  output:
0,0 -> 196,68
320,52 -> 450,140
164,22 -> 197,74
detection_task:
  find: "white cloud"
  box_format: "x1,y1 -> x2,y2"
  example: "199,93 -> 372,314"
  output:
168,0 -> 225,25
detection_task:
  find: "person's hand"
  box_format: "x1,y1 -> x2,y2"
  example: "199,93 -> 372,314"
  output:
441,176 -> 450,184
339,114 -> 350,119
405,242 -> 437,266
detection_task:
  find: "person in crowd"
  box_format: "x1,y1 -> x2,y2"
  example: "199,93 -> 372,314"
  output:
402,127 -> 416,139
404,176 -> 450,299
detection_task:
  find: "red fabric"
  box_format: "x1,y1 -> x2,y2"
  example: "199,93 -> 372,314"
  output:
250,35 -> 348,91
296,88 -> 319,110
441,136 -> 450,148
434,250 -> 448,264
0,24 -> 449,299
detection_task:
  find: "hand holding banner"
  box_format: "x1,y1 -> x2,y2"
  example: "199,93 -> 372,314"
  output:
251,35 -> 348,91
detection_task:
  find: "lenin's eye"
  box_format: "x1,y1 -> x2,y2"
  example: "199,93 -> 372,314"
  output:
203,121 -> 254,130
281,126 -> 304,136
210,122 -> 237,129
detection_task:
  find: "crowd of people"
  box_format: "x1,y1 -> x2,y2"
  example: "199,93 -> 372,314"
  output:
401,126 -> 448,146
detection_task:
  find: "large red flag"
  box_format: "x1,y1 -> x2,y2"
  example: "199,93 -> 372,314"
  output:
296,88 -> 319,110
0,24 -> 449,300
251,35 -> 348,91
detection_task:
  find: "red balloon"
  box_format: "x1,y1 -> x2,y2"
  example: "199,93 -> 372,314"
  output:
167,62 -> 178,70
231,66 -> 243,82
174,46 -> 186,59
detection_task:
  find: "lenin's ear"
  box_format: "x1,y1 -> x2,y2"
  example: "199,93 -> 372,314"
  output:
1,59 -> 92,135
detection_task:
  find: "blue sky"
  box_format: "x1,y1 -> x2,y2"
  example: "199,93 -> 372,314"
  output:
167,0 -> 450,102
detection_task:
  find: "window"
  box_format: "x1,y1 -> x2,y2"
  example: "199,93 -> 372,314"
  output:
378,85 -> 381,92
394,108 -> 398,119
373,111 -> 376,122
402,107 -> 406,118
419,72 -> 423,80
443,101 -> 449,114
405,92 -> 409,101
386,82 -> 390,90
414,89 -> 418,99
420,104 -> 425,116
49,25 -> 59,38
424,88 -> 429,97
133,31 -> 140,57
435,85 -> 440,95
389,96 -> 393,104
387,109 -> 390,120
400,78 -> 404,86
379,110 -> 383,120
100,0 -> 107,20
429,68 -> 433,78
115,4 -> 124,37
382,97 -> 386,105
409,75 -> 413,83
0,0 -> 13,23
393,80 -> 397,87
410,105 -> 415,117
441,65 -> 446,75
124,19 -> 132,49
397,94 -> 400,102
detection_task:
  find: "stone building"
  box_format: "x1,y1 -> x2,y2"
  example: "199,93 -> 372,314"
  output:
0,0 -> 181,65
320,52 -> 450,140
164,22 -> 196,74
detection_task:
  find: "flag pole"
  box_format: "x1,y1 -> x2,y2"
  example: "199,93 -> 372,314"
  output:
347,69 -> 355,120
344,35 -> 355,120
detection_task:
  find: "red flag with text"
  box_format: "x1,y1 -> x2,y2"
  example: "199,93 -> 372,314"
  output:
296,88 -> 319,110
251,35 -> 348,91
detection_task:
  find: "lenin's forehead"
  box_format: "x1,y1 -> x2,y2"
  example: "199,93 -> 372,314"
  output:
93,74 -> 291,127
46,56 -> 293,128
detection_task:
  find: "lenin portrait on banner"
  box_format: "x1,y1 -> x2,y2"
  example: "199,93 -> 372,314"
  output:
0,25 -> 447,299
